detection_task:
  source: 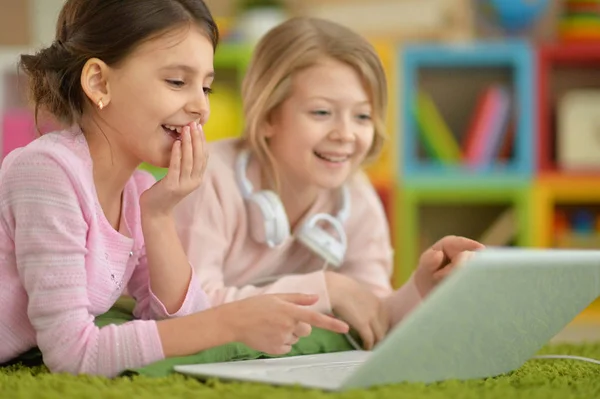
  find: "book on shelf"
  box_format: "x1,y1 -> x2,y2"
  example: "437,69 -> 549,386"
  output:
414,84 -> 513,170
462,84 -> 512,171
478,208 -> 516,246
414,91 -> 462,164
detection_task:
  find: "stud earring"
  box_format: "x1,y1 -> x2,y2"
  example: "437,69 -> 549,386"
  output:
97,99 -> 104,110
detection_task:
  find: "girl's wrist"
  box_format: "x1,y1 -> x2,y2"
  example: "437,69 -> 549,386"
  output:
324,271 -> 344,309
141,210 -> 173,230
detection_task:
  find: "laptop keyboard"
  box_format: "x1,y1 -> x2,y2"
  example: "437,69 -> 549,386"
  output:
275,361 -> 362,382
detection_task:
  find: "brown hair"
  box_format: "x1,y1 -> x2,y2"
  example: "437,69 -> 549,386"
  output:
240,17 -> 388,190
19,0 -> 218,127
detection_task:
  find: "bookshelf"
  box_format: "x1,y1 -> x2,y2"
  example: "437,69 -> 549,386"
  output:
534,41 -> 600,266
537,42 -> 600,177
400,40 -> 535,182
395,39 -> 600,316
394,40 -> 535,284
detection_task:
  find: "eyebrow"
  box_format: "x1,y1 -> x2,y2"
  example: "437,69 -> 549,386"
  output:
309,96 -> 370,105
160,64 -> 215,78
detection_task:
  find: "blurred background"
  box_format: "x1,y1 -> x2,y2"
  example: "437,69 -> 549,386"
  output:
1,1 -> 599,318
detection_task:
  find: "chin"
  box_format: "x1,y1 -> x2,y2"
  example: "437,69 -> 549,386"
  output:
316,168 -> 353,188
314,176 -> 350,191
141,152 -> 171,170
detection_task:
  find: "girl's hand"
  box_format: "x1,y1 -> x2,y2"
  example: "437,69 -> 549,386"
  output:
140,121 -> 207,218
414,235 -> 484,297
223,293 -> 350,355
325,272 -> 390,350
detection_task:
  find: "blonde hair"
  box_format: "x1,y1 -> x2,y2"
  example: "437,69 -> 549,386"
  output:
240,16 -> 388,191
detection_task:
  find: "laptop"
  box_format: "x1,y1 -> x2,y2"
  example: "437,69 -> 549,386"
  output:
174,248 -> 600,391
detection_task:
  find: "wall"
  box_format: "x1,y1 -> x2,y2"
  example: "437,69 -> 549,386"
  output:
30,0 -> 65,47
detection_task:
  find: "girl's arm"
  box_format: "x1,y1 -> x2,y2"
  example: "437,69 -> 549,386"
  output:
338,174 -> 422,324
142,214 -> 196,313
130,125 -> 210,314
126,171 -> 210,319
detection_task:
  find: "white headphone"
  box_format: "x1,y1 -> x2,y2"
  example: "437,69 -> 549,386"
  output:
235,148 -> 350,267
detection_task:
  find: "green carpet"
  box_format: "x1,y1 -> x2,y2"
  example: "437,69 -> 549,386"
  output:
1,343 -> 600,398
2,297 -> 600,397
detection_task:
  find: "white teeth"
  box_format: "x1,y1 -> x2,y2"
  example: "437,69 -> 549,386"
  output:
163,122 -> 199,135
314,151 -> 350,163
163,124 -> 183,135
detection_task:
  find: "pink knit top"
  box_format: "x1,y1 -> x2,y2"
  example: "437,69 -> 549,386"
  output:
0,129 -> 210,377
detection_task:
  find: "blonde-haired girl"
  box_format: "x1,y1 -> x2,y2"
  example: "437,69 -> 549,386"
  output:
174,17 -> 483,349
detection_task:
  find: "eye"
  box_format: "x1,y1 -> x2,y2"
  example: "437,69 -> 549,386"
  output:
166,79 -> 185,88
203,87 -> 213,95
357,113 -> 371,121
311,110 -> 331,116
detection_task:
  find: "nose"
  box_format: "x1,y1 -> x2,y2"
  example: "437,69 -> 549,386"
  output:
185,88 -> 210,125
330,115 -> 355,142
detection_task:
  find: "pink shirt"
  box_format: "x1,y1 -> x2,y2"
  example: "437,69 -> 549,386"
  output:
0,129 -> 210,377
173,138 -> 421,325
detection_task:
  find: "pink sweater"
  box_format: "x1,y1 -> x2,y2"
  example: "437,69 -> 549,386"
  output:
173,139 -> 422,325
0,130 -> 210,377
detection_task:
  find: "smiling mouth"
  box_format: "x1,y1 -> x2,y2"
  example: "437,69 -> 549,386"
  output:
314,151 -> 351,163
162,124 -> 183,140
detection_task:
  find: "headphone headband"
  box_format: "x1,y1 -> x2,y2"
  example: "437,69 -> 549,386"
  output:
337,185 -> 351,223
235,149 -> 254,198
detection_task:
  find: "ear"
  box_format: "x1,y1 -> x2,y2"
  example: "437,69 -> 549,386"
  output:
262,106 -> 280,138
80,58 -> 111,109
262,120 -> 275,138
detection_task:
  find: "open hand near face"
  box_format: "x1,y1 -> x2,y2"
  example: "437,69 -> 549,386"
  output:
325,272 -> 390,350
414,235 -> 484,297
223,293 -> 350,355
140,121 -> 208,218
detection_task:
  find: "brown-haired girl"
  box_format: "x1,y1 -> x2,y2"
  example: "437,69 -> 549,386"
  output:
0,1 -> 348,377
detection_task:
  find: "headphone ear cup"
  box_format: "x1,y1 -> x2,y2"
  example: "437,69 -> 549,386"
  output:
247,190 -> 290,247
297,225 -> 345,267
296,214 -> 347,267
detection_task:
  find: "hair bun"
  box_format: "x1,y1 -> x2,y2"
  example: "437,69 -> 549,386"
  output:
19,41 -> 75,125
